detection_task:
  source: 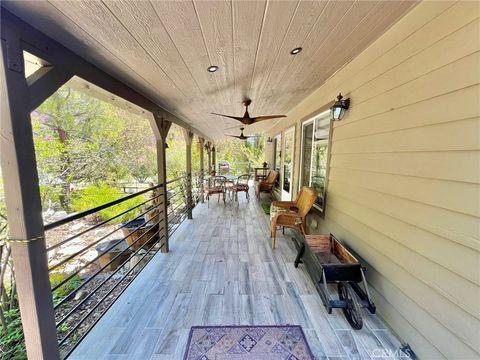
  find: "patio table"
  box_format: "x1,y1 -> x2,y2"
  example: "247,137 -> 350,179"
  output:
205,174 -> 238,181
205,175 -> 240,201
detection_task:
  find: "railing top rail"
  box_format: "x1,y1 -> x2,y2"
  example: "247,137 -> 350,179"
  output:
166,175 -> 187,185
44,183 -> 163,231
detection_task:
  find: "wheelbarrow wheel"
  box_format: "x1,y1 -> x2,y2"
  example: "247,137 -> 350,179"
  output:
338,282 -> 363,330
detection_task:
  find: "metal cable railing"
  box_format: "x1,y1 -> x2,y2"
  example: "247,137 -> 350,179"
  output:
192,171 -> 204,207
43,173 -> 204,358
45,184 -> 166,358
166,175 -> 188,238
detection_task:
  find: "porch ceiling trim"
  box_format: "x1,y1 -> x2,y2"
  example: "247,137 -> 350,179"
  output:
0,8 -> 212,142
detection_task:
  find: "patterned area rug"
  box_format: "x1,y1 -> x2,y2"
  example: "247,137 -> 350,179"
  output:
184,325 -> 314,360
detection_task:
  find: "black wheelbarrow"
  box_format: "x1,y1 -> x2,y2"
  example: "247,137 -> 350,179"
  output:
293,232 -> 376,329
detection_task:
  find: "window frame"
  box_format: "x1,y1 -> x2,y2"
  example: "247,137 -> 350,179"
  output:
273,133 -> 282,188
299,109 -> 333,218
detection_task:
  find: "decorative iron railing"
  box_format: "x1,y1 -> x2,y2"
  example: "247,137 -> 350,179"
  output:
43,175 -> 195,358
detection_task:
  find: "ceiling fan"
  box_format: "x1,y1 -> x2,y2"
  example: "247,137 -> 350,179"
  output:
212,99 -> 286,126
225,127 -> 257,140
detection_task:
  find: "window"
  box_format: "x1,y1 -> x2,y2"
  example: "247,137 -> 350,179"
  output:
300,110 -> 331,216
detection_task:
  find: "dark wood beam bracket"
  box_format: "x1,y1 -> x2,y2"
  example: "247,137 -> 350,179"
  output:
1,7 -> 211,142
26,65 -> 74,111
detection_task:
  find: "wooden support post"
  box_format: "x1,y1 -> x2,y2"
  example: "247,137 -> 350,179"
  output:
212,145 -> 217,174
151,115 -> 171,253
183,130 -> 194,219
206,141 -> 212,174
199,138 -> 205,203
0,34 -> 60,359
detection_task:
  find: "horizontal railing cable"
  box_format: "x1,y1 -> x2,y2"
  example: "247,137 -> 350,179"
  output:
45,184 -> 163,231
61,240 -> 165,359
58,229 -> 163,347
46,193 -> 162,252
48,202 -> 163,273
50,206 -> 163,295
46,176 -> 199,358
166,175 -> 186,185
55,222 -> 163,325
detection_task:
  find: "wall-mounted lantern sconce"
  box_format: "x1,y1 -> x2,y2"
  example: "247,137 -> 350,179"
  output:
165,142 -> 169,149
330,93 -> 350,121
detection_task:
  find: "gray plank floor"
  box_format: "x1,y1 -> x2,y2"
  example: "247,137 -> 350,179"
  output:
69,192 -> 402,360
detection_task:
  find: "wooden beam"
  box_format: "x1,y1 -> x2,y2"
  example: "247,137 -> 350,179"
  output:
152,114 -> 171,253
27,65 -> 73,111
183,130 -> 194,219
199,138 -> 205,203
0,8 -> 212,142
0,37 -> 60,359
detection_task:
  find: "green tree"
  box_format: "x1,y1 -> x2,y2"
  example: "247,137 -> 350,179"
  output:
215,134 -> 267,174
32,86 -> 157,211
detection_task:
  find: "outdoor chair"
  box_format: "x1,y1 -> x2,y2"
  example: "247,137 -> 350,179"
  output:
255,169 -> 278,200
204,176 -> 226,207
270,186 -> 317,249
228,174 -> 250,201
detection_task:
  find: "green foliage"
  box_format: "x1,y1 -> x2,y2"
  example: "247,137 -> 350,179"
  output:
0,309 -> 26,360
38,185 -> 63,211
215,134 -> 267,175
49,272 -> 82,303
32,87 -> 157,211
70,183 -> 145,223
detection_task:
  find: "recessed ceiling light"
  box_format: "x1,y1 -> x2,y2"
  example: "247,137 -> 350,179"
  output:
207,65 -> 219,72
290,47 -> 302,55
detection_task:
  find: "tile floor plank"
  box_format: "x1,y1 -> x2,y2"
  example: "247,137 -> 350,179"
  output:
69,193 -> 402,359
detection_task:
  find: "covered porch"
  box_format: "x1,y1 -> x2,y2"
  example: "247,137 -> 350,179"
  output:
1,0 -> 478,359
69,197 -> 400,360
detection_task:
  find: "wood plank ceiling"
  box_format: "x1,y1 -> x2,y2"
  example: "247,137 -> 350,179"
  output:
4,0 -> 417,140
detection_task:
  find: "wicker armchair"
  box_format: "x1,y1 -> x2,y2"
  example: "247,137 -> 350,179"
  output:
255,170 -> 278,200
270,186 -> 317,249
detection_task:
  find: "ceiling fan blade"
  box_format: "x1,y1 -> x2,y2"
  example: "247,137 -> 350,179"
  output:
251,115 -> 287,123
211,113 -> 246,121
226,134 -> 242,139
223,124 -> 244,130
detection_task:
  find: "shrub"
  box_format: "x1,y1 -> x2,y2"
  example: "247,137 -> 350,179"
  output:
39,184 -> 63,211
49,272 -> 82,304
70,183 -> 145,223
0,309 -> 26,360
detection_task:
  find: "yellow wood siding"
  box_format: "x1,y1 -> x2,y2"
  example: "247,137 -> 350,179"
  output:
268,1 -> 480,358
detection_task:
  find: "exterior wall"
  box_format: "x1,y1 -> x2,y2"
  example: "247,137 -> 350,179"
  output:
268,1 -> 480,359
